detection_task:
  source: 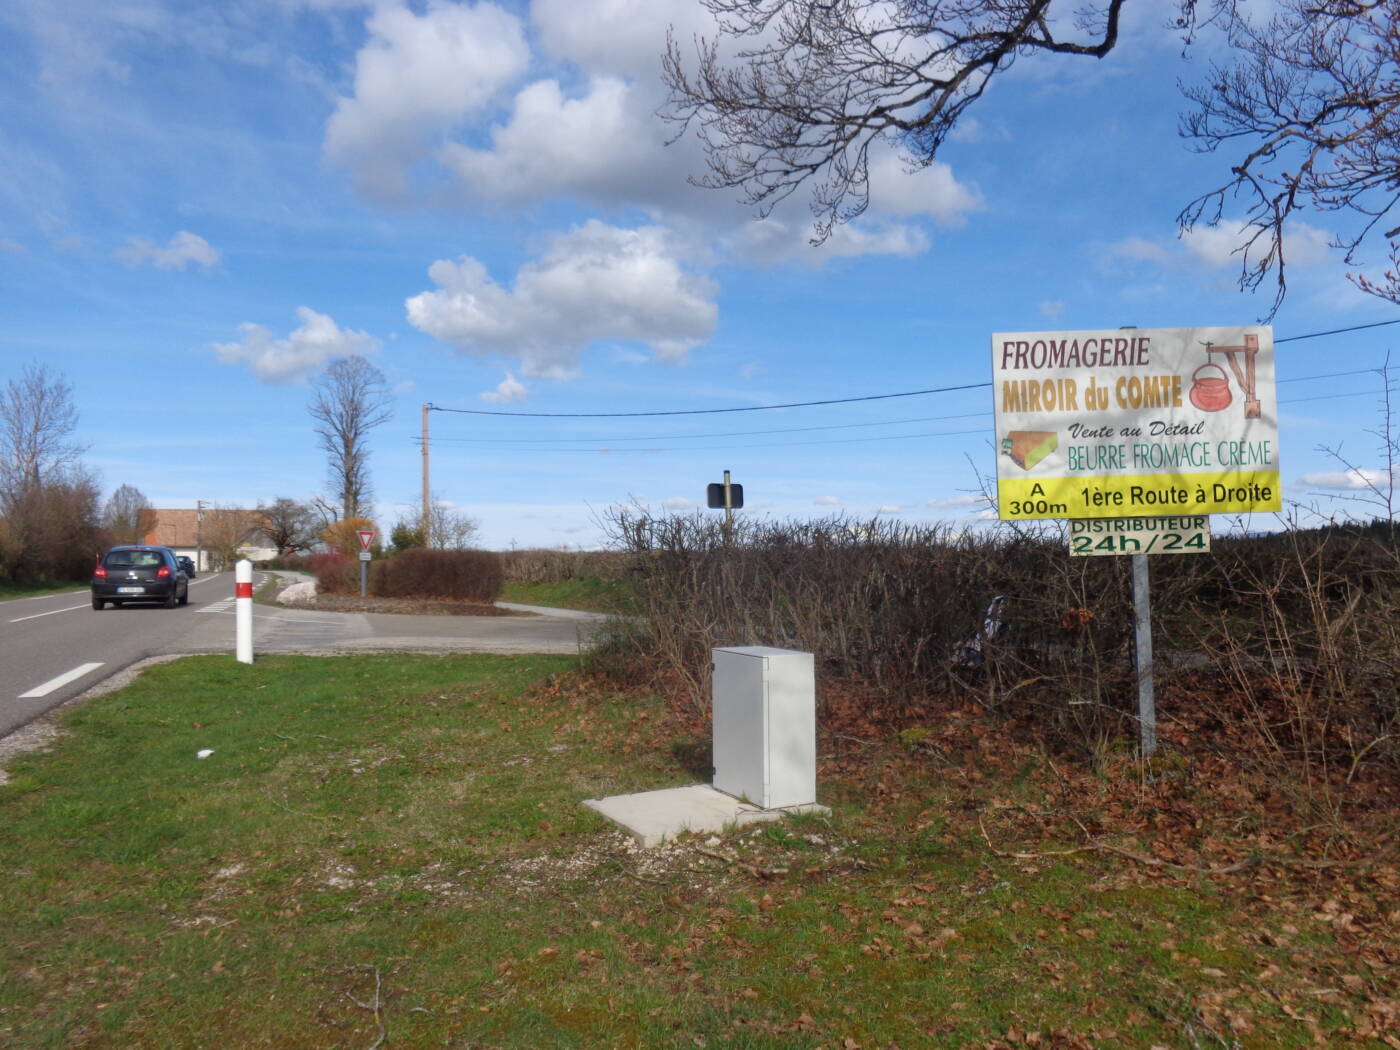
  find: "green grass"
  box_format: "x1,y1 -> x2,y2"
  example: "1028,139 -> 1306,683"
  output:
0,655 -> 1390,1048
0,580 -> 86,600
499,578 -> 636,614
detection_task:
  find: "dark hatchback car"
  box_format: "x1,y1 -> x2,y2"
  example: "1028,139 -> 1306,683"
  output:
92,545 -> 189,610
177,555 -> 197,578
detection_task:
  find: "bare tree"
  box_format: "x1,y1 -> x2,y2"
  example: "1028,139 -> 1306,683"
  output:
1179,1 -> 1400,313
1311,353 -> 1399,523
425,494 -> 480,550
663,1 -> 1132,242
202,505 -> 263,570
0,363 -> 85,500
102,484 -> 155,546
0,364 -> 98,583
258,496 -> 318,554
308,356 -> 393,521
663,0 -> 1400,313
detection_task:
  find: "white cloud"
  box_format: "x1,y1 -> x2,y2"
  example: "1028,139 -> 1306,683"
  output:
1117,219 -> 1335,273
1299,467 -> 1396,491
440,75 -> 691,209
532,0 -> 718,78
324,2 -> 529,200
866,149 -> 982,225
662,497 -> 694,509
1108,235 -> 1172,264
875,504 -> 902,513
927,494 -> 983,509
725,215 -> 929,267
1181,223 -> 1254,269
117,230 -> 220,270
1038,300 -> 1066,319
406,220 -> 718,376
481,373 -> 528,403
739,363 -> 762,380
813,496 -> 841,506
214,306 -> 379,383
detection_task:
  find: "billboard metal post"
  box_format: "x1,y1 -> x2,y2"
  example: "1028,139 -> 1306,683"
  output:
1131,553 -> 1157,757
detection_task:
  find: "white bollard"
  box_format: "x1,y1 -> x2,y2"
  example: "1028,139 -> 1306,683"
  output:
235,559 -> 254,665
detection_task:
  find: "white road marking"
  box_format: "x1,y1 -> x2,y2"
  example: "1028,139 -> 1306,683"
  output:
19,662 -> 105,699
9,604 -> 89,623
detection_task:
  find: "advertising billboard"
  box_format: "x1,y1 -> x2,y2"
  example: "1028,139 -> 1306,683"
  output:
991,326 -> 1280,520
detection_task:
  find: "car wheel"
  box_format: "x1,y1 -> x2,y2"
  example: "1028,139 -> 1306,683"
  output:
178,586 -> 189,607
164,589 -> 178,609
92,594 -> 104,611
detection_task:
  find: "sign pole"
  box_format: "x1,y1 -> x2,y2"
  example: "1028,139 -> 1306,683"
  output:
1131,552 -> 1157,757
356,529 -> 375,599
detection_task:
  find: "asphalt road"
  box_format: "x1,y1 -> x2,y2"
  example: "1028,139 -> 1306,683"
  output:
1,573 -> 607,740
1,571 -> 244,739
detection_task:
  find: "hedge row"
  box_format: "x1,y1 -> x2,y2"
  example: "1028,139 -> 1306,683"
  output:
308,549 -> 502,601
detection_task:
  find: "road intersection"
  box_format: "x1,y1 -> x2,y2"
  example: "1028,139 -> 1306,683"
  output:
1,573 -> 605,740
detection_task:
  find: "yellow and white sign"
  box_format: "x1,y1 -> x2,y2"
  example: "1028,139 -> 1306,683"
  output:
991,326 -> 1280,520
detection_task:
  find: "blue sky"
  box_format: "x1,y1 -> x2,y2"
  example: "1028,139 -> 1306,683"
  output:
2,0 -> 1396,550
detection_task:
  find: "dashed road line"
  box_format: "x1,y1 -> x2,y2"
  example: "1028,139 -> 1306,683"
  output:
19,662 -> 105,699
9,604 -> 89,623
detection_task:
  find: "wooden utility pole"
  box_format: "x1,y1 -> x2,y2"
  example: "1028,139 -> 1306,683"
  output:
421,403 -> 431,540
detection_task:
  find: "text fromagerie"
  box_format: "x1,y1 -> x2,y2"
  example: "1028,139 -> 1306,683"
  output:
998,335 -> 1151,370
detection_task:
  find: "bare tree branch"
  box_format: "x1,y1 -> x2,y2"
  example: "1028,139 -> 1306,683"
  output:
664,0 -> 1400,314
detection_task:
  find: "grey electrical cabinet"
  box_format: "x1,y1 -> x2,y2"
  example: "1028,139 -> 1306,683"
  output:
711,646 -> 816,809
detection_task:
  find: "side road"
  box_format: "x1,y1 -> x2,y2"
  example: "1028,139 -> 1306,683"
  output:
195,576 -> 612,657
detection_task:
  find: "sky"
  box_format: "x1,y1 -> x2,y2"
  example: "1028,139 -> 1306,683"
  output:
2,0 -> 1397,550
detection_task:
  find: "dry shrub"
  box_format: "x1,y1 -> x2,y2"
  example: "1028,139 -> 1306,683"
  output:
370,548 -> 503,601
599,509 -> 1400,783
1188,521 -> 1400,794
308,552 -> 356,594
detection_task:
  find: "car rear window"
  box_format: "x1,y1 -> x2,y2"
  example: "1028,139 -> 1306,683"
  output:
105,550 -> 164,568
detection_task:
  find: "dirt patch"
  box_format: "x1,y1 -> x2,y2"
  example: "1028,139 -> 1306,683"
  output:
305,594 -> 525,616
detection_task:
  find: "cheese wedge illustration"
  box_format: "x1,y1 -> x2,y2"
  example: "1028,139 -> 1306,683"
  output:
1001,430 -> 1058,470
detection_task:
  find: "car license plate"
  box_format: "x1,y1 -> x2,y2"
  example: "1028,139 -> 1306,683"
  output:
116,586 -> 146,594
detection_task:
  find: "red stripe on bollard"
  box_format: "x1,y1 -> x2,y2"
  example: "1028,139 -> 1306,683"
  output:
235,582 -> 253,598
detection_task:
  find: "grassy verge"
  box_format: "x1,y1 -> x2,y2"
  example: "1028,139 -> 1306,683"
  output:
0,581 -> 86,601
0,655 -> 1394,1048
499,578 -> 636,614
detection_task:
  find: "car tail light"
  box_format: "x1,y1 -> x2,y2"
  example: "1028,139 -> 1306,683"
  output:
157,566 -> 171,578
95,566 -> 107,578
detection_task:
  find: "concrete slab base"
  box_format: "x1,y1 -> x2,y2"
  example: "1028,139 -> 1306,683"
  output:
583,784 -> 829,847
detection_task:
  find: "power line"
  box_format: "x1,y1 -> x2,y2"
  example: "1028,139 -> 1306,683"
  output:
1274,317 -> 1400,343
421,386 -> 1381,456
427,321 -> 1395,420
415,410 -> 989,444
427,426 -> 990,455
427,381 -> 991,418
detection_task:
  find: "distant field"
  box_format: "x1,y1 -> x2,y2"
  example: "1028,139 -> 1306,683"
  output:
499,577 -> 635,614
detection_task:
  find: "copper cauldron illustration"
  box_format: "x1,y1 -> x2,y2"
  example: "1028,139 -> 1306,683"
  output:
1189,363 -> 1232,412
